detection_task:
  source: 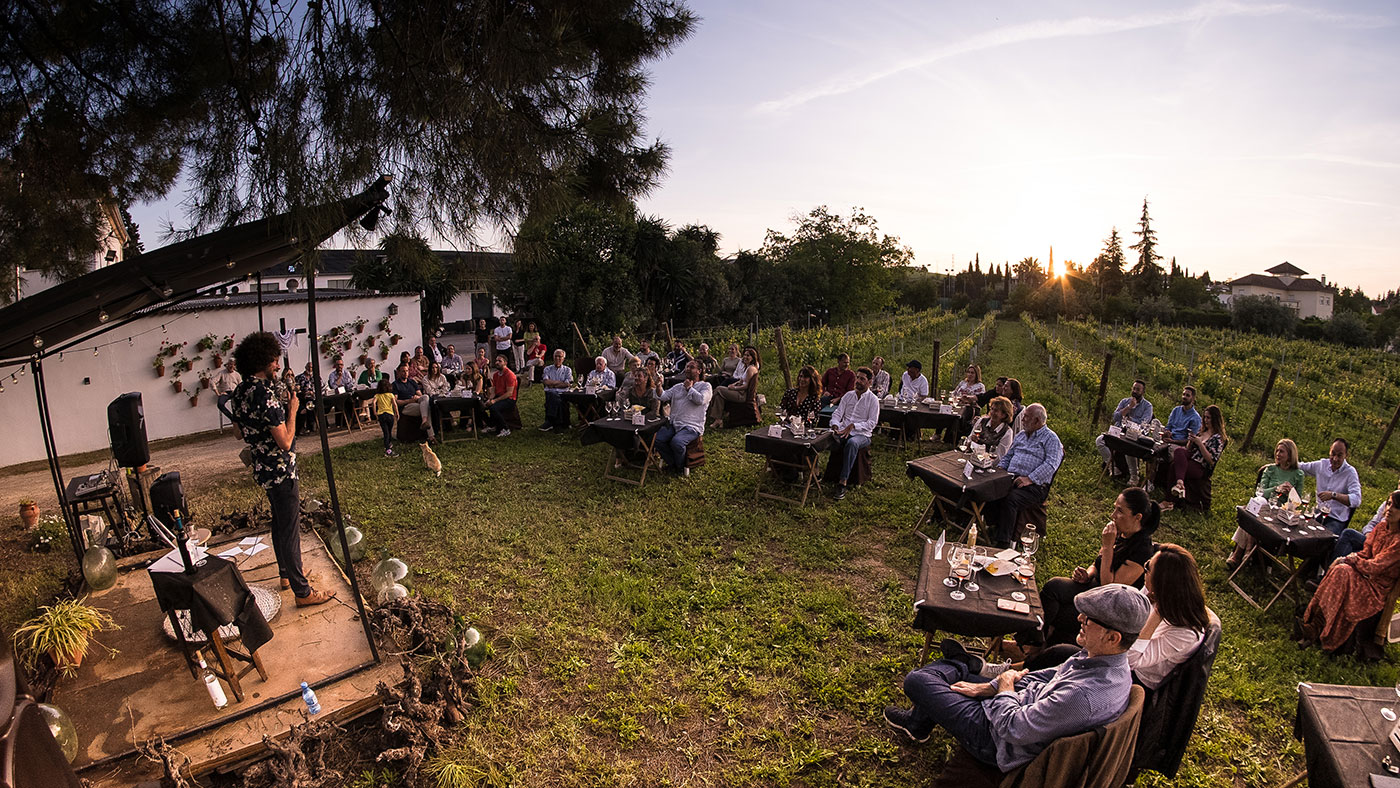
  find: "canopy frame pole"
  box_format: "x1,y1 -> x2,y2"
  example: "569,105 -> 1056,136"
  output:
32,356 -> 83,564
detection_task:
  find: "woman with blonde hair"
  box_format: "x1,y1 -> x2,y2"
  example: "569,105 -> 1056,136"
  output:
1227,438 -> 1305,568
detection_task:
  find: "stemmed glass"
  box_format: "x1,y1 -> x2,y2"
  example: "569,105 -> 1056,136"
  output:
1018,532 -> 1040,565
1385,681 -> 1400,721
963,549 -> 980,593
943,547 -> 961,588
949,547 -> 972,601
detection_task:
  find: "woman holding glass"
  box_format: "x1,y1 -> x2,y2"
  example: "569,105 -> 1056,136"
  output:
965,395 -> 1015,458
1226,438 -> 1305,568
1014,486 -> 1160,653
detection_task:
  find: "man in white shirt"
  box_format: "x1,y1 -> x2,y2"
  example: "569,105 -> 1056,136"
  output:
327,357 -> 355,391
440,344 -> 464,375
828,366 -> 880,501
898,360 -> 929,402
602,335 -> 635,376
656,361 -> 712,477
213,359 -> 243,430
586,356 -> 616,390
870,356 -> 891,398
492,316 -> 514,369
539,349 -> 574,432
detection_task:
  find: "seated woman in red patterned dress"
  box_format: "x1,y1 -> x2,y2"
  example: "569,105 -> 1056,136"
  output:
1300,489 -> 1400,653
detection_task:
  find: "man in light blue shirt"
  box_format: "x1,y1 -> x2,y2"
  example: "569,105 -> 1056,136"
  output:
656,361 -> 712,477
829,366 -> 881,501
1301,438 -> 1364,534
1094,379 -> 1153,484
884,584 -> 1149,772
538,349 -> 574,432
1164,386 -> 1201,444
990,404 -> 1063,547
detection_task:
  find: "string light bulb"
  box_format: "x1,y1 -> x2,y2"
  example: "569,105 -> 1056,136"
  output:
32,335 -> 42,349
98,309 -> 109,323
93,347 -> 99,357
161,324 -> 167,333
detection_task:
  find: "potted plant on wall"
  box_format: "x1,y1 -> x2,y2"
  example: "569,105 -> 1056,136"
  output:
18,499 -> 39,529
354,318 -> 368,334
188,389 -> 201,407
153,355 -> 166,377
14,598 -> 120,676
378,341 -> 391,360
378,316 -> 392,332
198,369 -> 213,389
214,334 -> 235,367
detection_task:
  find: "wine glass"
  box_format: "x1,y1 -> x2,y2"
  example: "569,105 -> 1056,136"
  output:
1019,533 -> 1040,565
949,549 -> 971,601
963,551 -> 980,593
1386,681 -> 1400,721
944,548 -> 961,588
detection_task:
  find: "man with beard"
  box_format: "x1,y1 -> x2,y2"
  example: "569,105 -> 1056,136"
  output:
1164,386 -> 1201,445
1095,379 -> 1154,485
828,366 -> 880,501
656,361 -> 713,476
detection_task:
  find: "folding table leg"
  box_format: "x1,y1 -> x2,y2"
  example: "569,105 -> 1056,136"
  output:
913,497 -> 939,534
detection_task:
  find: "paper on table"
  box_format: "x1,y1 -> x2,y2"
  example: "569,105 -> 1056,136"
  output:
148,545 -> 209,573
245,542 -> 269,556
239,537 -> 261,546
218,547 -> 243,558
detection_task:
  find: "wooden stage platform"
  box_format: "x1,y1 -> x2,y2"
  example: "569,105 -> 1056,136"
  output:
51,528 -> 395,787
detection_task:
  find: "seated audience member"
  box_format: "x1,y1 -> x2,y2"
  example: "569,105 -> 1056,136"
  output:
372,379 -> 398,456
977,376 -> 1009,410
1094,379 -> 1155,483
327,357 -> 355,391
827,366 -> 879,501
586,356 -> 617,390
412,346 -> 431,378
1164,386 -> 1201,445
1004,378 -> 1024,431
665,340 -> 693,371
694,343 -> 720,375
1160,404 -> 1227,511
944,364 -> 985,441
399,351 -> 422,382
1301,438 -> 1363,535
989,404 -> 1063,547
1227,439 -> 1306,568
294,363 -> 317,432
820,353 -> 856,408
602,335 -> 635,376
618,356 -> 644,393
523,332 -> 547,384
624,359 -> 661,415
1330,478 -> 1400,566
1018,488 -> 1157,650
539,349 -> 574,432
492,316 -> 514,369
718,343 -> 743,383
644,355 -> 663,387
213,359 -> 243,426
634,338 -> 660,368
457,361 -> 487,394
392,364 -> 434,442
474,346 -> 491,373
440,344 -> 464,375
897,359 -> 929,403
419,360 -> 452,433
1300,489 -> 1400,653
358,359 -> 386,387
882,584 -> 1149,774
967,396 -> 1016,458
708,346 -> 761,428
656,361 -> 713,476
781,364 -> 823,419
870,356 -> 891,398
481,355 -> 518,437
991,544 -> 1210,694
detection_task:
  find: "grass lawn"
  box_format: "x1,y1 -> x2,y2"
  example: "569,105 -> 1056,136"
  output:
278,316 -> 1398,787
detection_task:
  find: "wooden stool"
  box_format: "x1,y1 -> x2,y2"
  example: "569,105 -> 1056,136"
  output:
685,434 -> 706,468
823,442 -> 872,486
724,397 -> 761,427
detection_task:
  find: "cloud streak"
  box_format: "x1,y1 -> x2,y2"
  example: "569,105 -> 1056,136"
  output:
752,2 -> 1391,115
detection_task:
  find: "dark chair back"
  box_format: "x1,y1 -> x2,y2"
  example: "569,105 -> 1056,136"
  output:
1129,608 -> 1222,780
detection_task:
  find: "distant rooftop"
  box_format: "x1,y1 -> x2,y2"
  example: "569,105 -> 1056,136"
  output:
258,249 -> 513,278
1228,273 -> 1331,292
1265,261 -> 1308,276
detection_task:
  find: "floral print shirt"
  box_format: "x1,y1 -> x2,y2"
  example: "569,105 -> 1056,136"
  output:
232,377 -> 297,489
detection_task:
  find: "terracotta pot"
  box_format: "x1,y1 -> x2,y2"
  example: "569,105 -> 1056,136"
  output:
212,354 -> 222,367
379,349 -> 390,360
155,364 -> 165,377
19,503 -> 39,529
201,377 -> 211,389
48,647 -> 82,671
189,396 -> 200,407
359,354 -> 369,365
356,324 -> 365,334
173,380 -> 184,393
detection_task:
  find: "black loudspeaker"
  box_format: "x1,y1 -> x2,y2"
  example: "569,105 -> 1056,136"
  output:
107,392 -> 150,468
148,471 -> 188,529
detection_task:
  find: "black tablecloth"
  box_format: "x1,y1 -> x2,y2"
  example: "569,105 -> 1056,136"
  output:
1237,505 -> 1338,559
913,541 -> 1044,638
906,451 -> 1016,504
320,392 -> 361,426
1099,431 -> 1171,461
580,416 -> 669,451
881,403 -> 961,433
147,556 -> 273,653
744,427 -> 837,464
433,395 -> 486,420
1295,683 -> 1399,788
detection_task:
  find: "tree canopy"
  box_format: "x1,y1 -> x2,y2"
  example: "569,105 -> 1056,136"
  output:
0,0 -> 695,300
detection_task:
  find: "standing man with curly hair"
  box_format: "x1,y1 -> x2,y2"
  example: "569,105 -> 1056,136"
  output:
230,332 -> 335,607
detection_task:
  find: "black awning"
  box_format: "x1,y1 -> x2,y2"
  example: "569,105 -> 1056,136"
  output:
0,177 -> 390,362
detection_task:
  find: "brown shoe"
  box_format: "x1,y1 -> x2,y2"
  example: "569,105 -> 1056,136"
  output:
294,589 -> 336,607
281,578 -> 291,590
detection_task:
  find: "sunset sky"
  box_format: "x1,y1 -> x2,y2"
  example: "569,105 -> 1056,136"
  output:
632,0 -> 1399,295
127,2 -> 1399,296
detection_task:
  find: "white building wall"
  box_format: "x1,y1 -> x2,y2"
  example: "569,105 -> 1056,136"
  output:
0,294 -> 420,466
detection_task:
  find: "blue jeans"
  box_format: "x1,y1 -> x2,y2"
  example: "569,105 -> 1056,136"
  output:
216,393 -> 235,423
1320,515 -> 1349,536
832,433 -> 871,484
1331,528 -> 1367,563
655,425 -> 699,471
544,391 -> 569,428
902,661 -> 999,766
488,398 -> 515,430
266,477 -> 310,597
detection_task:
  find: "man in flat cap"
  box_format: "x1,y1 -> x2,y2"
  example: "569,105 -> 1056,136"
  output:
883,584 -> 1150,771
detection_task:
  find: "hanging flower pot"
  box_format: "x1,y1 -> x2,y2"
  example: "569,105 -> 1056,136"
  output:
173,380 -> 184,393
19,501 -> 39,529
355,319 -> 367,334
358,354 -> 369,366
200,377 -> 211,389
390,334 -> 402,347
155,363 -> 166,378
212,353 -> 222,367
189,395 -> 200,407
379,347 -> 390,360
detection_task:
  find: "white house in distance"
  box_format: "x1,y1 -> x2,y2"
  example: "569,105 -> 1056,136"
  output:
1227,262 -> 1335,320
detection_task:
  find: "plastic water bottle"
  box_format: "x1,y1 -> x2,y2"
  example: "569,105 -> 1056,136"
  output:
300,681 -> 321,715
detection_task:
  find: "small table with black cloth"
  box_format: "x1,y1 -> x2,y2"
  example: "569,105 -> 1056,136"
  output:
880,402 -> 962,449
434,394 -> 485,440
581,415 -> 669,486
1098,430 -> 1171,481
147,555 -> 272,703
560,388 -> 616,426
1294,682 -> 1400,788
745,427 -> 837,507
1227,504 -> 1338,612
912,541 -> 1044,662
907,451 -> 1017,539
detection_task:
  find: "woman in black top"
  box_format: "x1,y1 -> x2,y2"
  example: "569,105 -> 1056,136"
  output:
1018,486 -> 1159,649
473,318 -> 491,359
780,364 -> 823,418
